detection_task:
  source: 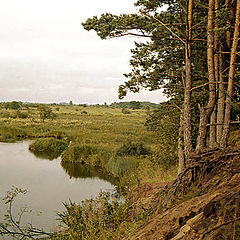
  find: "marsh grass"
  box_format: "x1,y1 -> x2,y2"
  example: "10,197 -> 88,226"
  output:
0,105 -> 174,185
57,191 -> 148,240
107,156 -> 138,178
61,144 -> 111,167
0,133 -> 17,143
29,138 -> 68,157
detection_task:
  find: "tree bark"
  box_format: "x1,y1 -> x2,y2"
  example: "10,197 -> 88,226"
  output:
178,113 -> 185,174
209,0 -> 220,147
220,0 -> 240,148
216,47 -> 225,144
183,0 -> 193,162
196,0 -> 216,153
226,0 -> 232,48
210,107 -> 217,147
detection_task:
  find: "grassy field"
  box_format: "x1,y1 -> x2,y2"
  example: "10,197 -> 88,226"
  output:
0,105 -> 176,188
0,106 -> 152,144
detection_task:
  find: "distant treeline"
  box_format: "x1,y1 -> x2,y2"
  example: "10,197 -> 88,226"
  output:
0,101 -> 160,109
110,101 -> 159,109
0,101 -> 39,109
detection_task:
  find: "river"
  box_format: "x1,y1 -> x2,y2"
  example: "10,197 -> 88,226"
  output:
0,141 -> 115,234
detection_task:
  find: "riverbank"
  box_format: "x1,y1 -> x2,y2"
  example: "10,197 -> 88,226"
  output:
0,105 -> 173,190
56,130 -> 240,239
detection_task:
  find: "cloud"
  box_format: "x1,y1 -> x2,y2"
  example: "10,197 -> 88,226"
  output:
0,0 -> 165,104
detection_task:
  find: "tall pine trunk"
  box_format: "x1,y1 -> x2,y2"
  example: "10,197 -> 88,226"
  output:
216,47 -> 225,144
209,0 -> 220,147
178,113 -> 185,174
217,0 -> 232,144
196,0 -> 216,152
220,0 -> 240,148
183,0 -> 193,162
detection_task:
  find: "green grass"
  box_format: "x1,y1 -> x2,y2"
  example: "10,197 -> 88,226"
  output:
0,105 -> 174,186
29,138 -> 68,159
57,191 -> 148,240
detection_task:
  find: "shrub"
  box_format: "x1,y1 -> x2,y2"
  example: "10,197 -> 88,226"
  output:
122,108 -> 131,114
38,104 -> 53,122
6,101 -> 21,110
29,138 -> 68,157
16,111 -> 28,119
81,110 -> 88,115
116,142 -> 151,157
0,133 -> 16,143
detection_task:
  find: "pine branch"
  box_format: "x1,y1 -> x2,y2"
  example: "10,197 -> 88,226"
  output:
189,82 -> 227,92
140,10 -> 185,44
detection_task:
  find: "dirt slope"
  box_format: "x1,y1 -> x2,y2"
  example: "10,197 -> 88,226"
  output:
128,147 -> 240,240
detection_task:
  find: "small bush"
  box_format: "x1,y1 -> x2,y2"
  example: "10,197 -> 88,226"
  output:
16,111 -> 28,119
122,109 -> 131,114
10,113 -> 17,119
81,110 -> 88,115
29,138 -> 68,157
116,142 -> 151,157
0,133 -> 16,143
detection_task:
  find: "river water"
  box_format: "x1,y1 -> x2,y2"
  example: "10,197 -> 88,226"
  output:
0,141 -> 115,233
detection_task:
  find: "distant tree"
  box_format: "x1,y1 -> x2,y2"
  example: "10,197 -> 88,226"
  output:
79,104 -> 87,108
130,101 -> 142,110
38,105 -> 53,122
104,102 -> 108,108
5,101 -> 21,110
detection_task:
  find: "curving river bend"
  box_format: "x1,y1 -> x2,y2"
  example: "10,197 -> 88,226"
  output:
0,141 -> 115,233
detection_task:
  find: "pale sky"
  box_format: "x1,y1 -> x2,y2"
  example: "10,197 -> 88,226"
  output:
0,0 -> 166,104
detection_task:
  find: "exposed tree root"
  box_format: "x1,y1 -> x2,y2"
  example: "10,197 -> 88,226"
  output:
170,149 -> 240,195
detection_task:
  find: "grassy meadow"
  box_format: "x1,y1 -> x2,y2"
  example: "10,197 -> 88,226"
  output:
0,105 -> 151,144
0,104 -> 177,188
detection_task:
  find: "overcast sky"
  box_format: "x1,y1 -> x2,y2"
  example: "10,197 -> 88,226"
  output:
0,0 -> 166,104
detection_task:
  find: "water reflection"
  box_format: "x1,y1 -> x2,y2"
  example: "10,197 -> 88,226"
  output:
28,148 -> 118,186
61,161 -> 118,185
0,141 -> 116,232
29,150 -> 60,160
